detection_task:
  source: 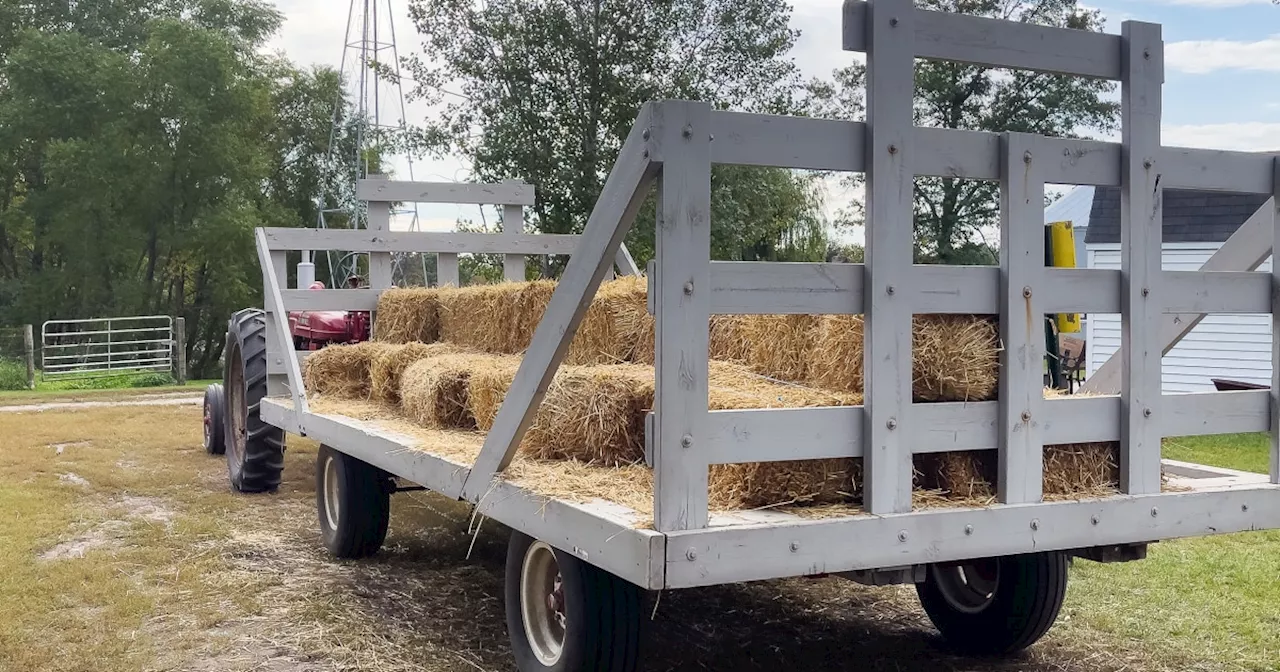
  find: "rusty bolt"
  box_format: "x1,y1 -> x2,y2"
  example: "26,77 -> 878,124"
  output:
1023,151 -> 1033,164
888,144 -> 898,155
1021,410 -> 1032,423
681,434 -> 693,449
1143,158 -> 1153,169
886,418 -> 898,430
1023,286 -> 1032,299
1030,519 -> 1040,531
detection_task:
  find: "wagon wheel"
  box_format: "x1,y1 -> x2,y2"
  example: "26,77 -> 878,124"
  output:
315,444 -> 391,559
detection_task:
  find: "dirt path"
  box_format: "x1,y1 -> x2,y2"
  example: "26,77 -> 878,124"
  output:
0,394 -> 200,413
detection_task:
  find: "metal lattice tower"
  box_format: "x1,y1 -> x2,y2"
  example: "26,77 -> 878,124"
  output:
318,0 -> 424,287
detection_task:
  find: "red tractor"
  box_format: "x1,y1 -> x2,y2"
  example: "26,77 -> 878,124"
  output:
201,275 -> 370,492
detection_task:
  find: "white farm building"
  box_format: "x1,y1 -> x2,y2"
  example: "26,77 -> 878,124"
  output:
1076,187 -> 1274,393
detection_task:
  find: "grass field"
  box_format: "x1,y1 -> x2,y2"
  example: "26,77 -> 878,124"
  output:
0,380 -> 216,405
0,401 -> 1275,671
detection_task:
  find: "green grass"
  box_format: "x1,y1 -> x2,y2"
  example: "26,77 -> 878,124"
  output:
1164,433 -> 1272,474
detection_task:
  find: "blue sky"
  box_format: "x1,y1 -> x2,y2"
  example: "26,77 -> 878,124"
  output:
267,0 -> 1280,231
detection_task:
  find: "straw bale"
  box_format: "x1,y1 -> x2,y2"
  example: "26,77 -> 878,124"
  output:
808,315 -> 864,393
369,342 -> 463,403
438,283 -> 523,353
913,315 -> 1000,402
513,280 -> 557,351
401,353 -> 518,429
302,342 -> 394,398
565,275 -> 650,365
735,315 -> 819,382
373,288 -> 441,344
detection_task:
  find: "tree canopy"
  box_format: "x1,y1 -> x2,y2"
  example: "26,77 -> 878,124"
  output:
0,0 -> 353,377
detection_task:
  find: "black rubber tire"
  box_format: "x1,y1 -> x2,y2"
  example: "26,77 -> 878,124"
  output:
224,308 -> 286,493
505,530 -> 641,672
916,552 -> 1069,655
315,444 -> 391,559
202,384 -> 226,455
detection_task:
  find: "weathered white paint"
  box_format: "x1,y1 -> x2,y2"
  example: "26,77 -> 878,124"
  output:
1087,243 -> 1274,393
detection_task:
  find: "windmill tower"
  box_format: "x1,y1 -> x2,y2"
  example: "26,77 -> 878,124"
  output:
315,0 -> 425,288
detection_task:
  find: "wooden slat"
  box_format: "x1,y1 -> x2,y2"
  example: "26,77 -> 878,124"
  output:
1162,147 -> 1279,194
1164,390 -> 1270,437
615,244 -> 640,276
1082,199 -> 1276,394
502,200 -> 526,282
460,105 -> 659,502
1163,271 -> 1271,314
280,289 -> 380,311
862,0 -> 916,514
261,228 -> 581,255
912,265 -> 997,314
437,253 -> 459,287
357,179 -> 535,206
908,402 -> 998,453
653,101 -> 713,532
265,249 -> 290,399
709,111 -> 864,171
266,349 -> 311,375
910,127 -> 1001,181
1043,395 -> 1121,444
1118,21 -> 1164,496
843,0 -> 1123,79
999,133 -> 1046,504
705,407 -> 863,464
1039,137 -> 1121,187
367,199 -> 393,290
708,262 -> 862,315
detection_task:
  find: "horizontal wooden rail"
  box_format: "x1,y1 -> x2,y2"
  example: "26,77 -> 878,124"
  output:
267,349 -> 311,375
702,390 -> 1269,465
261,228 -> 581,255
356,179 -> 535,206
707,262 -> 1272,316
281,289 -> 381,311
842,0 -> 1122,79
705,111 -> 1277,193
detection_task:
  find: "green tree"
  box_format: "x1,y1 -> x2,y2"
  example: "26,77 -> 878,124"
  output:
808,0 -> 1119,264
0,0 -> 354,377
405,0 -> 832,273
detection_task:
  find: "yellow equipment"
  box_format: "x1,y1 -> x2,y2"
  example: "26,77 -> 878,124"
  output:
1047,221 -> 1080,334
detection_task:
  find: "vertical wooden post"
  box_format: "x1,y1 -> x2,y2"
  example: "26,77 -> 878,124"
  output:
366,198 -> 394,289
438,253 -> 460,286
862,0 -> 915,514
503,179 -> 527,283
1119,21 -> 1164,495
23,324 -> 34,390
174,317 -> 187,386
653,100 -> 712,533
1271,157 -> 1279,485
266,249 -> 290,398
999,133 -> 1046,503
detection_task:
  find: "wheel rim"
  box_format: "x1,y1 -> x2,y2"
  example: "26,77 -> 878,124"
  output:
226,349 -> 247,467
520,541 -> 566,666
322,455 -> 341,530
932,559 -> 1000,614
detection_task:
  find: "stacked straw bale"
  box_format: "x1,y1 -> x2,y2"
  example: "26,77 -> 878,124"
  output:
303,342 -> 395,398
401,353 -> 518,429
370,342 -> 461,403
438,283 -> 525,353
374,288 -> 441,344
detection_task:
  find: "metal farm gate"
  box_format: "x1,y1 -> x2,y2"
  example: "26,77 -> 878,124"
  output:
41,316 -> 173,381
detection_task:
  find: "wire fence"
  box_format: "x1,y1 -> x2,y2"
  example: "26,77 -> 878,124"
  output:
0,326 -> 31,391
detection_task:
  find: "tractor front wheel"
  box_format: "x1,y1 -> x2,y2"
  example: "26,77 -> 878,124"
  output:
202,384 -> 226,455
224,308 -> 285,493
916,552 -> 1068,655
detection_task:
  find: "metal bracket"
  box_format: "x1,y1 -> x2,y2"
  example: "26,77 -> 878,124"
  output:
839,565 -> 925,586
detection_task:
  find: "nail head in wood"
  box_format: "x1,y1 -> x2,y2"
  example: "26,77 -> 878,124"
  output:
1021,410 -> 1032,423
681,434 -> 693,449
886,418 -> 898,430
789,541 -> 800,552
1023,151 -> 1033,164
1022,286 -> 1032,298
888,144 -> 898,155
1143,158 -> 1153,169
686,548 -> 697,561
1143,407 -> 1152,418
898,530 -> 908,542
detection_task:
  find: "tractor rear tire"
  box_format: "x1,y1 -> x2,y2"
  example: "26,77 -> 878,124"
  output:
916,552 -> 1068,655
224,308 -> 285,493
316,444 -> 391,559
202,384 -> 226,455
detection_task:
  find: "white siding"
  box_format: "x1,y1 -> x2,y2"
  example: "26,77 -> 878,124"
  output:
1085,243 -> 1273,393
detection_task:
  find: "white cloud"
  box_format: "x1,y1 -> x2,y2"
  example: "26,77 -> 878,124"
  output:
1167,34 -> 1280,74
1163,122 -> 1280,150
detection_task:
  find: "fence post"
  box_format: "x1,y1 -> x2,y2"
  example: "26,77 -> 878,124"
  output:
23,324 -> 34,390
174,317 -> 187,386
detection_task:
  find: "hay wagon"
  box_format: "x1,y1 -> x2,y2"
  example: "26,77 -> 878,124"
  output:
213,2 -> 1280,670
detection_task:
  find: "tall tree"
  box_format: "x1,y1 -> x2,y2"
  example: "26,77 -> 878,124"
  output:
405,0 -> 832,272
809,0 -> 1119,264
